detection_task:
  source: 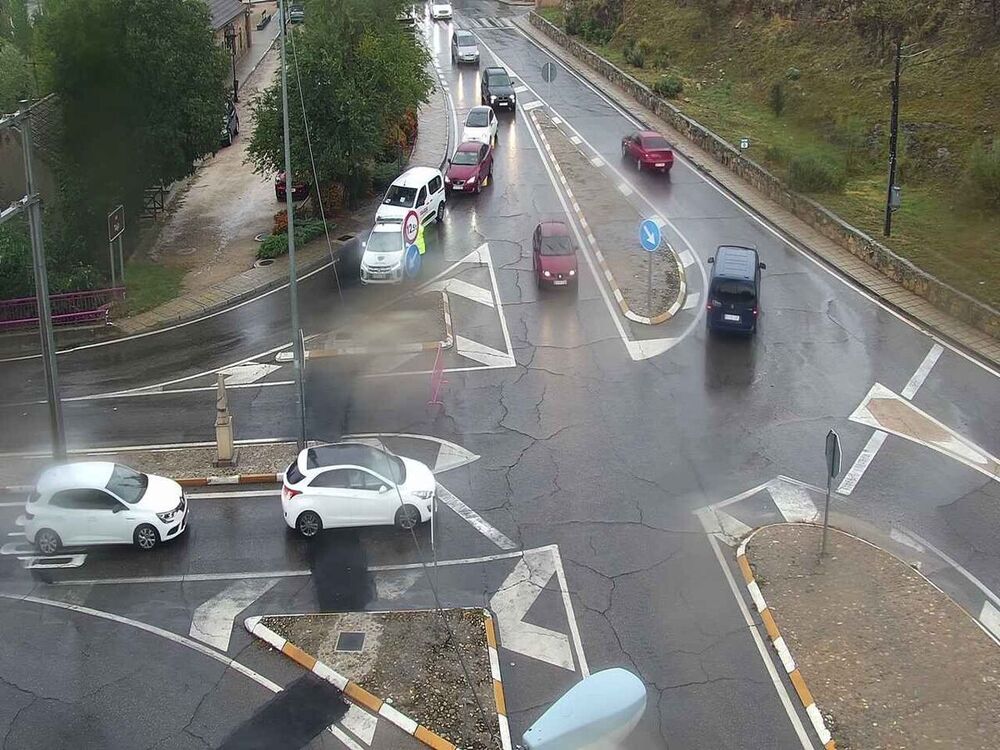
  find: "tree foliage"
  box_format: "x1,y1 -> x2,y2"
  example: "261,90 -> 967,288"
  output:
246,0 -> 433,205
0,41 -> 33,110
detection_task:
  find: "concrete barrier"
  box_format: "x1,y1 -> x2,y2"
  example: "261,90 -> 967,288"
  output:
529,12 -> 1000,340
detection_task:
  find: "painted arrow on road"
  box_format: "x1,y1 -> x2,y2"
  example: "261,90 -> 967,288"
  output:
489,547 -> 574,671
217,363 -> 282,386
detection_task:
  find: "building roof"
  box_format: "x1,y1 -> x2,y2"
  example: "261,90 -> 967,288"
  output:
207,0 -> 246,29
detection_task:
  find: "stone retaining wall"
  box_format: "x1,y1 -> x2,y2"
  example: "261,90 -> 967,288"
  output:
529,12 -> 999,339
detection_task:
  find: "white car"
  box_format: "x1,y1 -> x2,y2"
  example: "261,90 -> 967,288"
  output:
431,2 -> 453,20
461,106 -> 498,147
361,222 -> 408,285
375,166 -> 446,226
23,462 -> 188,553
282,443 -> 436,537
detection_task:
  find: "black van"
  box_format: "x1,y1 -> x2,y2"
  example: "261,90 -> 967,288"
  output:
706,245 -> 766,334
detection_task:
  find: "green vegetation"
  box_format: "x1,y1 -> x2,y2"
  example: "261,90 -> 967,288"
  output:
652,75 -> 683,99
257,219 -> 328,260
122,261 -> 185,316
545,0 -> 1000,307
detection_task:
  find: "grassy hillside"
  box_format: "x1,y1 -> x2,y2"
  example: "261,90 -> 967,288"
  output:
542,1 -> 1000,308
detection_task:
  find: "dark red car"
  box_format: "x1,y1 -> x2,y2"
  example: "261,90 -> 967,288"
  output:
444,141 -> 494,194
532,221 -> 578,289
275,171 -> 310,201
621,130 -> 674,173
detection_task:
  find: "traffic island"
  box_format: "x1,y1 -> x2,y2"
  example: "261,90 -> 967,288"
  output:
743,524 -> 1000,750
249,609 -> 506,750
532,110 -> 684,323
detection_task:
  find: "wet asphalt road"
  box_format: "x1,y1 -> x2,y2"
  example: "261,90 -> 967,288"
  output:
1,2 -> 998,749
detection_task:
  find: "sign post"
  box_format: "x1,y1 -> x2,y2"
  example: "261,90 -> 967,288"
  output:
402,209 -> 419,247
107,205 -> 125,288
638,219 -> 661,316
821,429 -> 842,557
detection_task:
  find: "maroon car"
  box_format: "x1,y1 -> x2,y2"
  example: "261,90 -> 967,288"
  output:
532,221 -> 578,289
621,130 -> 674,173
275,171 -> 310,201
444,141 -> 494,194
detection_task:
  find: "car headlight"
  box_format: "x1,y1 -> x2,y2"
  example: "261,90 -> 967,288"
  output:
467,175 -> 477,184
511,93 -> 516,101
157,509 -> 179,523
413,490 -> 434,500
569,269 -> 576,276
490,95 -> 497,103
543,270 -> 551,278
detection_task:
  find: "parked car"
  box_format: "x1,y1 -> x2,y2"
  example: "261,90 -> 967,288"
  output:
275,171 -> 309,202
23,462 -> 189,554
374,166 -> 446,225
360,222 -> 408,285
621,130 -> 674,173
220,100 -> 239,147
481,66 -> 516,111
430,1 -> 453,20
451,30 -> 480,64
288,3 -> 305,23
282,443 -> 436,536
706,245 -> 766,334
396,10 -> 416,29
461,105 -> 498,147
532,221 -> 578,289
445,141 -> 494,194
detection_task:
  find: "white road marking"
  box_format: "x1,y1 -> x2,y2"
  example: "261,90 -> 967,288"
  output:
455,335 -> 515,367
489,548 -> 574,670
694,506 -> 752,546
678,249 -> 695,268
522,100 -> 542,111
22,554 -> 87,569
7,532 -> 24,537
344,433 -> 480,473
569,134 -> 581,144
551,116 -> 562,124
189,579 -> 279,651
436,483 -> 517,550
900,528 -> 1000,611
218,363 -> 283,386
901,343 -> 944,399
616,181 -> 633,196
889,526 -> 925,553
980,601 -> 1000,642
342,704 -> 378,746
423,277 -> 495,307
837,430 -> 887,495
767,482 -> 818,523
513,85 -> 528,93
682,291 -> 700,310
590,156 -> 604,167
0,502 -> 25,508
550,545 -> 589,677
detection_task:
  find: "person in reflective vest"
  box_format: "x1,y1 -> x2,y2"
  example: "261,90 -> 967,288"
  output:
416,220 -> 426,255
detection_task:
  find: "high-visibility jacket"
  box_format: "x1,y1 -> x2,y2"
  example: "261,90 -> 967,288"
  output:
416,222 -> 426,255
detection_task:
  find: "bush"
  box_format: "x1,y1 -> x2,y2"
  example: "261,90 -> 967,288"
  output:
785,67 -> 801,81
257,219 -> 328,260
652,75 -> 683,98
787,152 -> 847,193
272,210 -> 288,236
768,81 -> 786,117
623,39 -> 645,68
372,159 -> 406,189
967,139 -> 1000,208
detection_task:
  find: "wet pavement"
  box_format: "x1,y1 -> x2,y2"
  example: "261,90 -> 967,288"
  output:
0,2 -> 998,749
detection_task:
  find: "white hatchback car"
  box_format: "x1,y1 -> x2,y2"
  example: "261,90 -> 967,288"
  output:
23,462 -> 188,554
461,106 -> 498,147
431,2 -> 453,20
282,443 -> 436,537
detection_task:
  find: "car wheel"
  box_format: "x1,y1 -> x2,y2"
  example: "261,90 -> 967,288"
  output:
225,131 -> 233,147
536,276 -> 543,290
133,523 -> 159,551
394,504 -> 420,530
296,510 -> 321,538
35,528 -> 61,556
436,204 -> 444,222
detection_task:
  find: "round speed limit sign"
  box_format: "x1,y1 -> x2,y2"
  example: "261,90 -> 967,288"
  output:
402,210 -> 420,246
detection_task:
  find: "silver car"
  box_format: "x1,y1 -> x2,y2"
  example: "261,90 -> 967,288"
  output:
451,30 -> 480,65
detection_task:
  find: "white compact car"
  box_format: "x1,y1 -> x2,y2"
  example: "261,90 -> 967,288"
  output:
23,462 -> 188,553
431,2 -> 453,20
374,166 -> 446,226
461,106 -> 498,147
282,443 -> 436,537
360,222 -> 408,284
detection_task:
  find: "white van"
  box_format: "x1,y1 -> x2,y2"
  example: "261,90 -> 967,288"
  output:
360,222 -> 408,285
375,167 -> 446,226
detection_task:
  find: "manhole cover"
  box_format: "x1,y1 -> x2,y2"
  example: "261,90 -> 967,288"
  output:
254,232 -> 269,242
335,631 -> 366,652
253,258 -> 275,268
337,233 -> 355,242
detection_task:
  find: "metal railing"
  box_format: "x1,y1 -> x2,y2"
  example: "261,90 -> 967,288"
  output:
0,286 -> 125,331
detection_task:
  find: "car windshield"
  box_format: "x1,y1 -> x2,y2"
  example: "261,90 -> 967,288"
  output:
383,184 -> 417,206
366,231 -> 400,253
452,150 -> 479,166
642,136 -> 670,150
456,33 -> 474,46
540,234 -> 575,256
106,464 -> 148,504
714,279 -> 756,304
286,460 -> 305,484
488,71 -> 511,87
466,110 -> 489,127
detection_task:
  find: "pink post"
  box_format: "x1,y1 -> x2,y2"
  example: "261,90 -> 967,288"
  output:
427,344 -> 448,406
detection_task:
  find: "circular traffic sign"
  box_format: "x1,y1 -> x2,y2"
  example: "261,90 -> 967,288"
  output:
402,210 -> 420,246
639,219 -> 662,253
404,244 -> 422,279
542,61 -> 558,83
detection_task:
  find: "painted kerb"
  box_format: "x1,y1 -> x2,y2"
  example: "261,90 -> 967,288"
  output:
736,531 -> 837,750
528,12 -> 1000,340
483,610 -> 512,750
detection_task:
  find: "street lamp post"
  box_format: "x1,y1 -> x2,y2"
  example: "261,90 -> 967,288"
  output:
224,25 -> 239,103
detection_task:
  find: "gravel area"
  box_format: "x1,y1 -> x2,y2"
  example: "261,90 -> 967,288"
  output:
313,291 -> 448,352
264,609 -> 498,750
538,113 -> 680,318
748,524 -> 1000,750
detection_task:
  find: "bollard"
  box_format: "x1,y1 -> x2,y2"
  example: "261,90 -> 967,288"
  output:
214,373 -> 238,467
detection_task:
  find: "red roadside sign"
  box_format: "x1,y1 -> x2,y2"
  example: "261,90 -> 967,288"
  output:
402,209 -> 420,245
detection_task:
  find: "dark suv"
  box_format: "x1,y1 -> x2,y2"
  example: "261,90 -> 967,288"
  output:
706,245 -> 766,334
481,66 -> 516,111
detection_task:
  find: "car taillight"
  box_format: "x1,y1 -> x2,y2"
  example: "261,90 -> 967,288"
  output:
752,308 -> 759,317
707,298 -> 721,310
282,486 -> 301,502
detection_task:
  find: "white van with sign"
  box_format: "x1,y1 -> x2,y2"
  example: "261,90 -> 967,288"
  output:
360,222 -> 408,285
375,167 -> 446,226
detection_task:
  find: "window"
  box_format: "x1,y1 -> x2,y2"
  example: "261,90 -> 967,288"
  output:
452,150 -> 479,166
488,70 -> 511,87
311,470 -> 352,489
49,490 -> 84,510
540,235 -> 576,256
713,279 -> 756,304
106,464 -> 148,504
480,144 -> 489,162
348,470 -> 386,491
429,176 -> 442,194
366,231 -> 400,254
286,460 -> 305,485
416,187 -> 427,206
383,184 -> 417,207
79,490 -> 123,511
641,136 -> 671,150
466,109 -> 489,127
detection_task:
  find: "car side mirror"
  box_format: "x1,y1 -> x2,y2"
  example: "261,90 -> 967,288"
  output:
707,257 -> 715,264
758,262 -> 767,270
379,485 -> 389,494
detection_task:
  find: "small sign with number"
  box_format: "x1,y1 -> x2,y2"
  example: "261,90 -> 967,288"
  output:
108,205 -> 125,242
402,209 -> 420,246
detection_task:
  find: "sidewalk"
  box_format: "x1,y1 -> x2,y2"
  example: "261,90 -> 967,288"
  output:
516,16 -> 1000,368
745,524 -> 1000,750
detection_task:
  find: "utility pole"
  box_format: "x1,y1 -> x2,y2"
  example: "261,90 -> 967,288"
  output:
0,102 -> 66,459
278,0 -> 307,450
883,38 -> 902,238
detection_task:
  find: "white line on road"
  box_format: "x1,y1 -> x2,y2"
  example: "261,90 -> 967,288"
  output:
678,249 -> 696,268
0,502 -> 25,508
187,490 -> 281,499
767,482 -> 818,523
980,601 -> 1000,643
550,544 -> 590,677
436,483 -> 517,550
423,277 -> 495,307
616,181 -> 633,196
682,291 -> 701,310
901,528 -> 1000,610
901,343 -> 944,399
189,579 -> 279,651
455,335 -> 515,367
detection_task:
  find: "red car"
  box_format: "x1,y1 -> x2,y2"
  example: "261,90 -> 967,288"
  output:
621,130 -> 674,173
532,221 -> 578,289
275,171 -> 310,201
444,141 -> 494,194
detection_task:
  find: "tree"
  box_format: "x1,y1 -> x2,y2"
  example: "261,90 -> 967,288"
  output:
0,40 -> 33,109
36,0 -> 228,257
246,0 -> 433,206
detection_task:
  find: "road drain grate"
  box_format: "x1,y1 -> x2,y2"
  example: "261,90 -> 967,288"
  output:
335,631 -> 365,652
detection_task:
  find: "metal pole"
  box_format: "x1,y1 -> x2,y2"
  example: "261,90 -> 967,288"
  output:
820,472 -> 832,557
646,252 -> 652,316
883,38 -> 901,238
279,0 -> 307,450
109,241 -> 116,288
117,234 -> 125,284
19,101 -> 66,459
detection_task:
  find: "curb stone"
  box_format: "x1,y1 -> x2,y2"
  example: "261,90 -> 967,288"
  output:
245,614 -> 464,750
737,529 -> 836,750
483,611 -> 512,750
0,473 -> 285,494
530,110 -> 686,324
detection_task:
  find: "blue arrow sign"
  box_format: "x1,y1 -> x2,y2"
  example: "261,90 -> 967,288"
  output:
639,219 -> 661,253
404,244 -> 422,279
